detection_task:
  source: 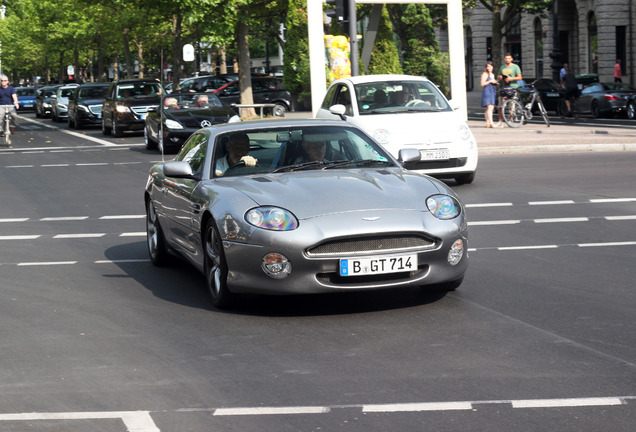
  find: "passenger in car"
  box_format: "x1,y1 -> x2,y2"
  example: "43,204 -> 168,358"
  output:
295,137 -> 328,163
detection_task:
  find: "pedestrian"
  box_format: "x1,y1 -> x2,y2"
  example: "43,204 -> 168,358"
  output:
496,52 -> 523,127
560,63 -> 568,81
0,75 -> 19,136
480,61 -> 498,128
614,59 -> 622,83
560,67 -> 579,117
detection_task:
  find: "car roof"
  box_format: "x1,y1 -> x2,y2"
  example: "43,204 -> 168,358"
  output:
204,118 -> 357,135
332,74 -> 432,85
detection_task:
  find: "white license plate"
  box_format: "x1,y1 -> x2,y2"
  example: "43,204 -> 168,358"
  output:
139,114 -> 145,120
24,104 -> 33,107
340,254 -> 417,277
96,114 -> 101,119
421,149 -> 449,161
547,92 -> 559,97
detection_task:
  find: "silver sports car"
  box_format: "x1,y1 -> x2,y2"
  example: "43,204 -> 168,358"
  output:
144,119 -> 469,308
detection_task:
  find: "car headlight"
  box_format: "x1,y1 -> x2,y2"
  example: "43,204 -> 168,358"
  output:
116,105 -> 130,113
373,129 -> 390,144
43,103 -> 51,108
165,119 -> 183,129
246,206 -> 298,231
78,105 -> 89,112
58,103 -> 67,109
458,123 -> 472,141
228,115 -> 241,123
426,194 -> 461,220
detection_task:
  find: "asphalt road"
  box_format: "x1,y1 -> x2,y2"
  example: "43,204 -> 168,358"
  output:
1,112 -> 635,431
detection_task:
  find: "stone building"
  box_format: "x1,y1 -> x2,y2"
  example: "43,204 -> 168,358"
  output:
458,0 -> 634,90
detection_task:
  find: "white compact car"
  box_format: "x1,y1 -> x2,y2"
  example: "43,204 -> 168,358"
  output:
316,75 -> 478,184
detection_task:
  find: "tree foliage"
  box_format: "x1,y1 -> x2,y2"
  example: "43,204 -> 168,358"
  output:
366,6 -> 402,75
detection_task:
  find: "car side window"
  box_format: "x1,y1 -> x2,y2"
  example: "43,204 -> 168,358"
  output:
321,85 -> 338,109
334,85 -> 353,115
177,133 -> 208,178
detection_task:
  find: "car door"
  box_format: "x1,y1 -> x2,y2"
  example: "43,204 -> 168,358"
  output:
160,132 -> 209,256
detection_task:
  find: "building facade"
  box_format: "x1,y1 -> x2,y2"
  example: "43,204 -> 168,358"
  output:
460,0 -> 634,90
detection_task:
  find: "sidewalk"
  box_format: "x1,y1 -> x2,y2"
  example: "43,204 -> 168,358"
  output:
286,91 -> 636,154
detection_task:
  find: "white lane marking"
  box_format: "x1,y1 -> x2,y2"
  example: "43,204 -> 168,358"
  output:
468,220 -> 520,226
120,232 -> 146,237
534,217 -> 589,223
41,164 -> 70,167
465,202 -> 513,208
579,241 -> 636,247
529,200 -> 575,205
0,235 -> 40,240
0,411 -> 159,432
18,116 -> 120,147
214,406 -> 329,416
17,261 -> 77,266
77,162 -> 109,166
40,216 -> 89,221
590,198 -> 636,203
498,245 -> 559,251
0,218 -> 29,222
53,233 -> 106,239
363,401 -> 472,412
100,215 -> 145,220
511,397 -> 623,409
605,215 -> 636,220
5,165 -> 34,168
95,259 -> 150,264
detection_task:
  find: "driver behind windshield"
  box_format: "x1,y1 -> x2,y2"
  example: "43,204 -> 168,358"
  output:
214,132 -> 257,176
295,136 -> 328,163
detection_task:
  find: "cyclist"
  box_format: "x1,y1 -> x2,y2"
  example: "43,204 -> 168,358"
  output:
560,68 -> 579,117
0,75 -> 19,136
496,53 -> 523,127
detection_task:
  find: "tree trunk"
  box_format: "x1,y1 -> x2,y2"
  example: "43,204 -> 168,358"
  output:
58,52 -> 65,83
237,19 -> 255,118
123,28 -> 133,78
172,12 -> 183,89
97,34 -> 106,82
137,41 -> 145,79
491,7 -> 503,76
219,46 -> 227,74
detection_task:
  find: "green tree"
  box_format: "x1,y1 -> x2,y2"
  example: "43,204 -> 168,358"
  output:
366,6 -> 402,75
283,0 -> 311,104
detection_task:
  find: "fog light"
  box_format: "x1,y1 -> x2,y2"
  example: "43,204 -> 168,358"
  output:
262,253 -> 292,279
448,239 -> 464,265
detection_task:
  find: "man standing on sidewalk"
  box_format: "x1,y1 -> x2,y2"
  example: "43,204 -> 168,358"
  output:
614,59 -> 622,83
496,53 -> 523,127
0,75 -> 19,136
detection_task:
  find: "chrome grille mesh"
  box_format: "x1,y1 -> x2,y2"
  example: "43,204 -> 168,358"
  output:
88,105 -> 102,115
307,234 -> 435,257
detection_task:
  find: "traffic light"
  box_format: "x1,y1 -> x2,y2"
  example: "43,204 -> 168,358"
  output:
325,0 -> 349,23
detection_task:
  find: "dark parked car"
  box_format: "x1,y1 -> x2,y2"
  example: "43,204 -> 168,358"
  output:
16,87 -> 37,111
144,92 -> 240,153
177,73 -> 268,93
575,82 -> 636,118
67,84 -> 109,129
517,78 -> 565,115
213,77 -> 291,117
101,79 -> 163,137
35,85 -> 61,118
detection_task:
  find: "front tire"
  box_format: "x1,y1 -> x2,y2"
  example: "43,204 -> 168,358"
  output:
146,199 -> 169,266
591,100 -> 601,118
627,102 -> 636,120
455,172 -> 475,185
144,125 -> 157,150
272,103 -> 287,117
101,118 -> 112,135
502,99 -> 524,128
204,220 -> 234,309
112,116 -> 123,137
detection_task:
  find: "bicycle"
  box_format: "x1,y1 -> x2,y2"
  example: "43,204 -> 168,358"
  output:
1,104 -> 13,148
497,84 -> 550,128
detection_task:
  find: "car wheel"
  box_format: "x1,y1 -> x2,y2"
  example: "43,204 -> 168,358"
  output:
146,199 -> 169,266
591,100 -> 601,118
455,172 -> 475,185
101,118 -> 111,135
627,102 -> 636,120
272,103 -> 287,117
144,126 -> 157,150
204,220 -> 234,309
112,116 -> 123,137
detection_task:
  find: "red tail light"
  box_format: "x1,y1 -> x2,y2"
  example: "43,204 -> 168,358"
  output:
604,94 -> 620,101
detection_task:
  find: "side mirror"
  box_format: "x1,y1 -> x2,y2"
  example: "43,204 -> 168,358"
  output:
163,161 -> 195,179
398,148 -> 421,163
329,104 -> 347,120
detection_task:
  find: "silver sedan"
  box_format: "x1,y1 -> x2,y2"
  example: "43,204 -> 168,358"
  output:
144,120 -> 469,308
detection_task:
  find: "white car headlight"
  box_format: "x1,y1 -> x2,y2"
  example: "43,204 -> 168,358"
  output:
78,105 -> 89,112
165,119 -> 183,129
228,115 -> 241,123
458,123 -> 472,141
246,206 -> 298,231
373,129 -> 390,144
116,105 -> 130,113
426,194 -> 461,220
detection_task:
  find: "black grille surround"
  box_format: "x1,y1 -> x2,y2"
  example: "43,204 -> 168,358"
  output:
404,157 -> 467,170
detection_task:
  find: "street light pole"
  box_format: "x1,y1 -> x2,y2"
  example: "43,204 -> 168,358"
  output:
0,4 -> 5,76
549,0 -> 561,82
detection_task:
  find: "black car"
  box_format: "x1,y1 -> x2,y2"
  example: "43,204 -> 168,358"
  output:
177,73 -> 268,93
35,85 -> 61,118
67,84 -> 109,129
144,92 -> 240,153
517,78 -> 565,115
213,77 -> 291,117
101,79 -> 163,137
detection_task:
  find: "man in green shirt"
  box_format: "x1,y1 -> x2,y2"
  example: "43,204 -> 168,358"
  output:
496,52 -> 523,127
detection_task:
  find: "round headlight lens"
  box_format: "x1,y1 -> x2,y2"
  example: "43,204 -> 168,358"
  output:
246,206 -> 298,231
426,194 -> 461,220
458,123 -> 472,141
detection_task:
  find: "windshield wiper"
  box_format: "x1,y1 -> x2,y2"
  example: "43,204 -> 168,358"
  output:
324,159 -> 395,169
272,160 -> 329,173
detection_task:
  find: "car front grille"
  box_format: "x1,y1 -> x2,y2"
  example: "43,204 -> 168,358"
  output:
182,118 -> 228,128
131,106 -> 152,116
403,157 -> 467,170
307,234 -> 436,257
88,105 -> 102,115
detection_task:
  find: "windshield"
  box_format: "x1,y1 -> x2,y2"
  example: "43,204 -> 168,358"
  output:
354,80 -> 451,114
163,92 -> 225,110
16,88 -> 36,96
79,86 -> 108,99
211,126 -> 396,178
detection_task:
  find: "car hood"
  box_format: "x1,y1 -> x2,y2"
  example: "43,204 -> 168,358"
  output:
79,98 -> 105,105
215,169 -> 445,219
118,95 -> 160,106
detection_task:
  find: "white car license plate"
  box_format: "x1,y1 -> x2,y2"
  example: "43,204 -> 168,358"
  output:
421,148 -> 449,161
340,254 -> 417,277
547,92 -> 559,97
24,103 -> 33,107
139,114 -> 145,120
